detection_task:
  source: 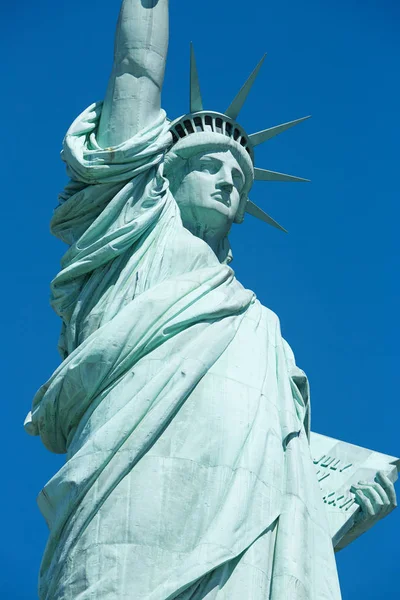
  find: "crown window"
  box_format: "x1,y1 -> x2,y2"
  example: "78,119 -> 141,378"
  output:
204,115 -> 213,132
194,117 -> 203,132
176,124 -> 186,138
215,118 -> 223,134
184,120 -> 194,134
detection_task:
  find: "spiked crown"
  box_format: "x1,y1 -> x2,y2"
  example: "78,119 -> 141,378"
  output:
164,45 -> 310,232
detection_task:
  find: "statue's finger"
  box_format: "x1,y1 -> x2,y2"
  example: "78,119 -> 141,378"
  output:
353,489 -> 374,518
356,484 -> 384,513
375,471 -> 397,507
357,480 -> 388,503
369,481 -> 391,508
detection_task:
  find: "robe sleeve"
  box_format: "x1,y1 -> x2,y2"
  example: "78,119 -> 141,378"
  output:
48,104 -> 173,357
52,103 -> 172,245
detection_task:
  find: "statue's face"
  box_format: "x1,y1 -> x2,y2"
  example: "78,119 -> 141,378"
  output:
174,150 -> 245,239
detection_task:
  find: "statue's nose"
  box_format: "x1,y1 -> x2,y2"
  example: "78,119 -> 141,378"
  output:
219,182 -> 234,193
216,165 -> 234,193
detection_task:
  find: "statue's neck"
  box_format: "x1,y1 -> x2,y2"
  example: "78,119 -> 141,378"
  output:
186,224 -> 232,264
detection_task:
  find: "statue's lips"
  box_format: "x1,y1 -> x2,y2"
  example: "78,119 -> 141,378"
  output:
211,192 -> 231,207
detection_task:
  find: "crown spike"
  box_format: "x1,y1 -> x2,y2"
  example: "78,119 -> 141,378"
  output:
246,201 -> 287,232
225,54 -> 266,120
190,43 -> 204,113
249,116 -> 311,147
254,168 -> 309,183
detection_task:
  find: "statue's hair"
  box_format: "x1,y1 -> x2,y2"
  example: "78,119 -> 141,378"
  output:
163,153 -> 188,195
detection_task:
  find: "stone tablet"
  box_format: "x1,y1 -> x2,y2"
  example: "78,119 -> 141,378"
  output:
310,432 -> 399,550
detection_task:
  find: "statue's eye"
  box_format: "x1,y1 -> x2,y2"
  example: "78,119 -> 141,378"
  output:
199,162 -> 219,174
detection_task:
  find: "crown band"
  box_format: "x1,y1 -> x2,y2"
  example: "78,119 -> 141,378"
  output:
169,111 -> 254,162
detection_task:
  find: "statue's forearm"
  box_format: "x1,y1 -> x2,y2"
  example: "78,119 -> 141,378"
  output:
98,0 -> 169,148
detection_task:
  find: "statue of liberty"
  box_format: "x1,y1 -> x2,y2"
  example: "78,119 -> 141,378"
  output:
25,1 -> 397,598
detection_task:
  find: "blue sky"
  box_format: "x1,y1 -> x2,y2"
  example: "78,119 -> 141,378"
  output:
1,0 -> 399,597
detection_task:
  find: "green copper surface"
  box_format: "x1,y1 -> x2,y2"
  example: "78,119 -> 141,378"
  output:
25,1 -> 396,599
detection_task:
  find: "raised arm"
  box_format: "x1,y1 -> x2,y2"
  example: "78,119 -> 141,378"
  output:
98,0 -> 169,148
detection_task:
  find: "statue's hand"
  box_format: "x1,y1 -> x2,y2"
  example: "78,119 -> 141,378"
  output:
350,471 -> 397,527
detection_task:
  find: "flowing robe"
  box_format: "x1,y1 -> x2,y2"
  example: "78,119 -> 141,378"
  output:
26,104 -> 342,600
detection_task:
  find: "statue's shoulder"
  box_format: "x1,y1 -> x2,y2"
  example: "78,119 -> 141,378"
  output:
258,302 -> 281,329
246,298 -> 285,342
